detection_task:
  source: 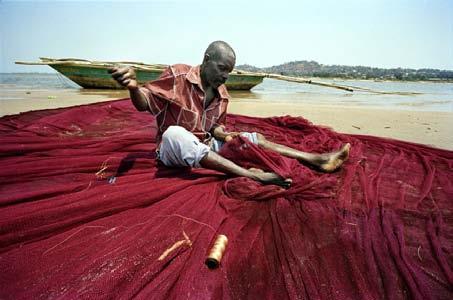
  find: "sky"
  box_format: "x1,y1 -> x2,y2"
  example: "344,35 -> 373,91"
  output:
1,0 -> 452,73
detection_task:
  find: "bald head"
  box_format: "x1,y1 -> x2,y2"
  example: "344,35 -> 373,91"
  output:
204,41 -> 236,63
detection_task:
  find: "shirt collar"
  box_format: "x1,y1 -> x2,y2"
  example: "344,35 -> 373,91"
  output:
186,65 -> 229,100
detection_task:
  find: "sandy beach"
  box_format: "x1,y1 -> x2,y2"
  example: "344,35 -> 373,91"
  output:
1,87 -> 452,150
229,99 -> 453,150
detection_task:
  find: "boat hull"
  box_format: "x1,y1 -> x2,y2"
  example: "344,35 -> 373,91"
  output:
50,64 -> 264,90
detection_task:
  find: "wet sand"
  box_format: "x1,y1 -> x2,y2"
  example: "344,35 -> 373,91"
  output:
1,88 -> 452,150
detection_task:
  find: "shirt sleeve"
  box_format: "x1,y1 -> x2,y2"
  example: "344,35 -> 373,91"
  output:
139,67 -> 175,115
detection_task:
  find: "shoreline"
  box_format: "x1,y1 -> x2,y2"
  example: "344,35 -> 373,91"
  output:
3,72 -> 453,83
1,88 -> 452,150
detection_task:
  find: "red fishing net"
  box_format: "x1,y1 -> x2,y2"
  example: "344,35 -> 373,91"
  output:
0,99 -> 451,299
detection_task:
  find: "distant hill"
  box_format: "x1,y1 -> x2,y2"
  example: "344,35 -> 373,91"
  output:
236,61 -> 453,81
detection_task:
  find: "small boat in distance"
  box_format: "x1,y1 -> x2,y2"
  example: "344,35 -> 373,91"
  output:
16,57 -> 265,90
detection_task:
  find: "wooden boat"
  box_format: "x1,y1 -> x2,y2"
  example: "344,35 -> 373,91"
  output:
15,57 -> 264,90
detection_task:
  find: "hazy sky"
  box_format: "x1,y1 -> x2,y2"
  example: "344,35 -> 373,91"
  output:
1,0 -> 452,73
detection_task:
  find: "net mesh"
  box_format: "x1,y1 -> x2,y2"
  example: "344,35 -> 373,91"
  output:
0,99 -> 451,299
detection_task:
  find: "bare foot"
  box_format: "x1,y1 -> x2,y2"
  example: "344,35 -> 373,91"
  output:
316,143 -> 351,172
248,168 -> 292,188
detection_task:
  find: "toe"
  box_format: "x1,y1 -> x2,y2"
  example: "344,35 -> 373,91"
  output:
341,143 -> 351,159
343,143 -> 351,153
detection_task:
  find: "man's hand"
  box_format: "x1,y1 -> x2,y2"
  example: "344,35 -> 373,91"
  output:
212,126 -> 240,142
224,132 -> 241,142
108,66 -> 138,90
109,66 -> 148,111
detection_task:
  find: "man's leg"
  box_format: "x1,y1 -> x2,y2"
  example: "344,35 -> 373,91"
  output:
255,133 -> 350,172
199,151 -> 291,188
159,126 -> 291,188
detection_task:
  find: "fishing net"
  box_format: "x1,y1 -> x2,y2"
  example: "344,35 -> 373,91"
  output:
0,99 -> 451,299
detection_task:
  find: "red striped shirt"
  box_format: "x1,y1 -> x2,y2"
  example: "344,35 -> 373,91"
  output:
139,64 -> 229,144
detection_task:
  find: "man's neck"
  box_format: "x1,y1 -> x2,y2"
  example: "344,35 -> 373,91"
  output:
204,86 -> 217,108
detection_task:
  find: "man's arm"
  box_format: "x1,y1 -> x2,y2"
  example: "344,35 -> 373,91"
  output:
109,66 -> 148,111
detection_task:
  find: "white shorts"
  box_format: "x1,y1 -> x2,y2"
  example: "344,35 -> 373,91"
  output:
157,126 -> 258,168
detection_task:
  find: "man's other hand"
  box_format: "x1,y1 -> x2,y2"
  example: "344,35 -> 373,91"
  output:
109,66 -> 138,90
224,132 -> 240,142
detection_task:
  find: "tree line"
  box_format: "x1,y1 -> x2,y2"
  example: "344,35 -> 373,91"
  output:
237,61 -> 453,81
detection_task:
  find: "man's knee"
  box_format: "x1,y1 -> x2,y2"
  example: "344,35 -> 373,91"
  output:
256,132 -> 267,144
161,126 -> 189,144
159,126 -> 209,168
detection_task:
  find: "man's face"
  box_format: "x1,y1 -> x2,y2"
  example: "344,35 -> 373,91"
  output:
202,53 -> 235,89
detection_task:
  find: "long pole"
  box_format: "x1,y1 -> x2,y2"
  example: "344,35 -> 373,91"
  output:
265,73 -> 354,92
233,70 -> 354,92
234,70 -> 421,95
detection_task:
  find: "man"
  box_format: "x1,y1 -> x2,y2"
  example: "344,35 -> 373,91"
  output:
109,41 -> 350,188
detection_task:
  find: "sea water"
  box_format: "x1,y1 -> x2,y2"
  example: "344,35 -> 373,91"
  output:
1,73 -> 452,112
232,78 -> 453,112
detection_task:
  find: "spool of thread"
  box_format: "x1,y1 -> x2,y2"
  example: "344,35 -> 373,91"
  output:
205,234 -> 228,269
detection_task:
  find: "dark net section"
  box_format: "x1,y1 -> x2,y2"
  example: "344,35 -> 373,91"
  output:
0,99 -> 451,299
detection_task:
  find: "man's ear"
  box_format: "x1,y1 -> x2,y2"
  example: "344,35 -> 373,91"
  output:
203,54 -> 210,64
